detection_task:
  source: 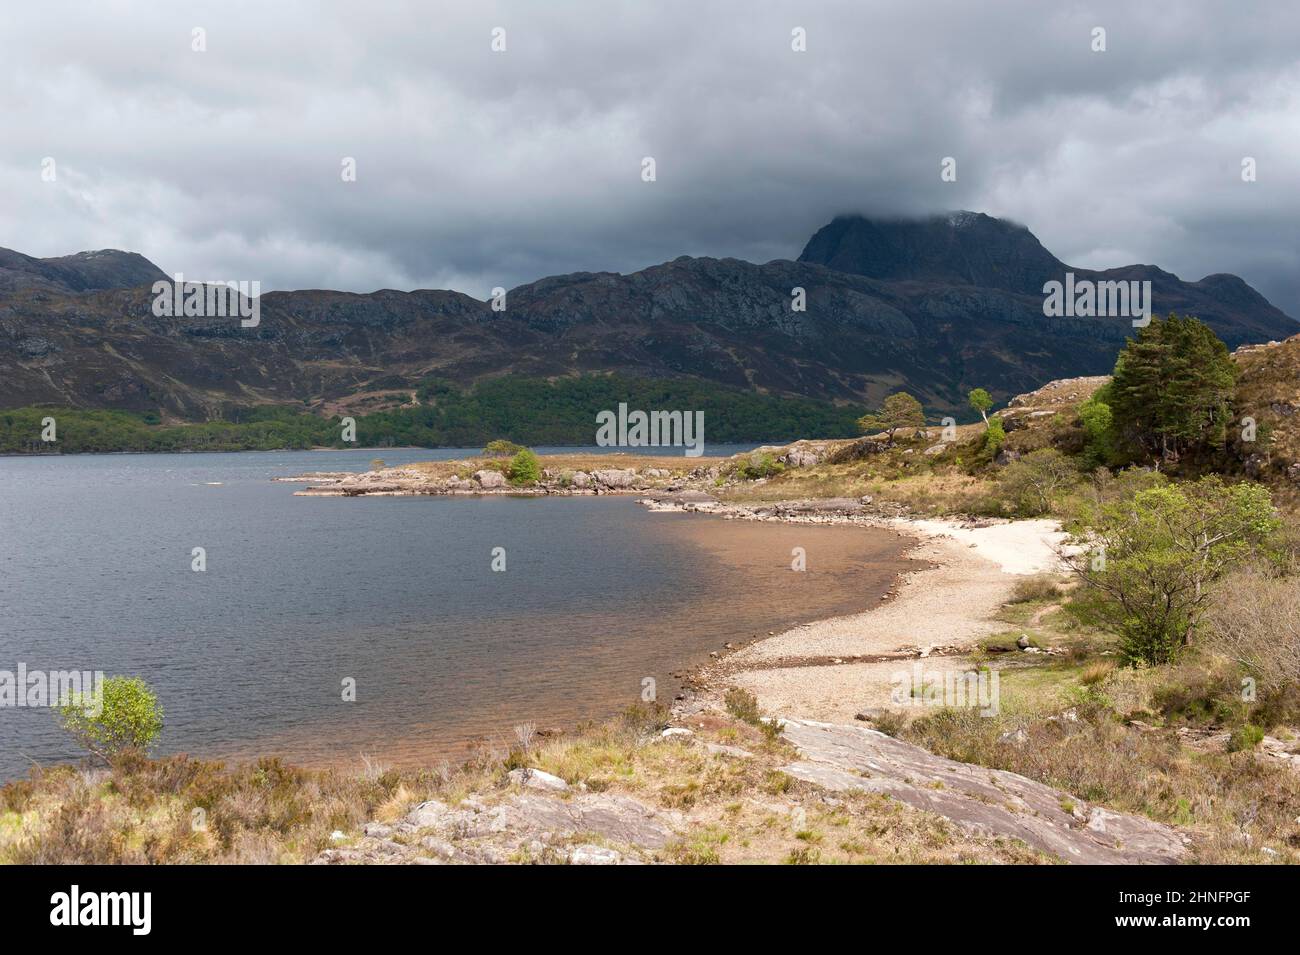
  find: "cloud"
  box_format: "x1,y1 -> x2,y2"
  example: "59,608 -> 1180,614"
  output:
1,0 -> 1297,318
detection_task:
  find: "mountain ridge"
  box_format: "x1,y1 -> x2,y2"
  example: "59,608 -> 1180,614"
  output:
0,212 -> 1293,420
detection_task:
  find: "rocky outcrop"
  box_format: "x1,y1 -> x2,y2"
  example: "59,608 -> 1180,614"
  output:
315,790 -> 679,865
590,468 -> 638,488
779,719 -> 1187,864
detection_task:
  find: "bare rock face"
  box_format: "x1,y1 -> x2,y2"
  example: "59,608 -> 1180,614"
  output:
591,468 -> 637,488
315,791 -> 679,865
779,719 -> 1187,865
474,469 -> 507,488
782,448 -> 820,467
569,471 -> 591,488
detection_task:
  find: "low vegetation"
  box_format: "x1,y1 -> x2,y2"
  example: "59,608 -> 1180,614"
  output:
0,373 -> 862,453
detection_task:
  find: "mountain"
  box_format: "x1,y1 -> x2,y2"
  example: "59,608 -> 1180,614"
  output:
799,212 -> 1294,344
0,248 -> 167,295
0,213 -> 1294,420
798,211 -> 1063,293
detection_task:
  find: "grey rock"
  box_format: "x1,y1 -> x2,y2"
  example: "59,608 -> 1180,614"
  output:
503,792 -> 678,848
591,468 -> 637,488
781,449 -> 819,468
779,718 -> 1186,864
569,844 -> 623,865
473,469 -> 507,488
507,767 -> 569,791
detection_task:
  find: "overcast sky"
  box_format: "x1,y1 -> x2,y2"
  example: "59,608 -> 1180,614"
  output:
2,0 -> 1299,316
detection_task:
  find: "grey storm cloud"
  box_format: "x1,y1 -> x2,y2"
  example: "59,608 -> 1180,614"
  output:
2,0 -> 1299,316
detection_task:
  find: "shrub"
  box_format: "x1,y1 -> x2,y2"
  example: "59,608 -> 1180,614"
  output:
1066,477 -> 1279,665
737,452 -> 783,480
507,448 -> 541,484
1204,568 -> 1300,695
1009,575 -> 1062,603
56,676 -> 164,763
724,687 -> 762,724
981,418 -> 1006,460
1227,724 -> 1265,752
997,448 -> 1079,516
483,439 -> 524,458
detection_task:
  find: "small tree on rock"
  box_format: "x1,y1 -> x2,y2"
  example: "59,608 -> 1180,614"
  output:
858,392 -> 925,444
968,388 -> 993,426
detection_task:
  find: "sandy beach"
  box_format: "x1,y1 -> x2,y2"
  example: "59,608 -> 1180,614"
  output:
714,517 -> 1070,723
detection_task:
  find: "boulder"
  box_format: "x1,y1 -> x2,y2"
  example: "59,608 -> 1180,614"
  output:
781,449 -> 819,468
474,469 -> 507,488
591,468 -> 637,488
570,471 -> 591,488
507,768 -> 569,792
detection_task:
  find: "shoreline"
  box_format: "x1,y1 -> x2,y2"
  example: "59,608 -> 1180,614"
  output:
658,499 -> 1069,724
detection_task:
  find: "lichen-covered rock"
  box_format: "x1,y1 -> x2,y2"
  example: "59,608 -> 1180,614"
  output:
779,719 -> 1187,864
591,468 -> 637,488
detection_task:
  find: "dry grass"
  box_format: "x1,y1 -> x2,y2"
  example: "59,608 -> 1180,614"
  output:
895,571 -> 1300,864
0,754 -> 404,864
1008,575 -> 1064,603
1204,568 -> 1300,702
902,702 -> 1300,863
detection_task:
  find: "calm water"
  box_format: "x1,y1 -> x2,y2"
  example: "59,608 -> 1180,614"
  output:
0,448 -> 911,780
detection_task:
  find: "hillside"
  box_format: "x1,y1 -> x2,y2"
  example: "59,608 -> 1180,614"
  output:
0,213 -> 1293,424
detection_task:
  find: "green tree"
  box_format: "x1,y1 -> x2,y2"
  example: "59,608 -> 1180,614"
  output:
508,448 -> 542,484
483,439 -> 524,458
858,392 -> 925,444
968,388 -> 993,425
1077,393 -> 1116,467
56,675 -> 164,763
997,448 -> 1078,516
979,417 -> 1007,462
1066,477 -> 1279,665
1109,315 -> 1236,465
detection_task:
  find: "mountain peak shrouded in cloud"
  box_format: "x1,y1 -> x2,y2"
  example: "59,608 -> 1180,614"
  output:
797,212 -> 1065,295
3,2 -> 1300,314
1,212 -> 1293,420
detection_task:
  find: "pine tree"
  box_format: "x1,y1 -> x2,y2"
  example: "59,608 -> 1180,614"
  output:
1108,314 -> 1235,464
